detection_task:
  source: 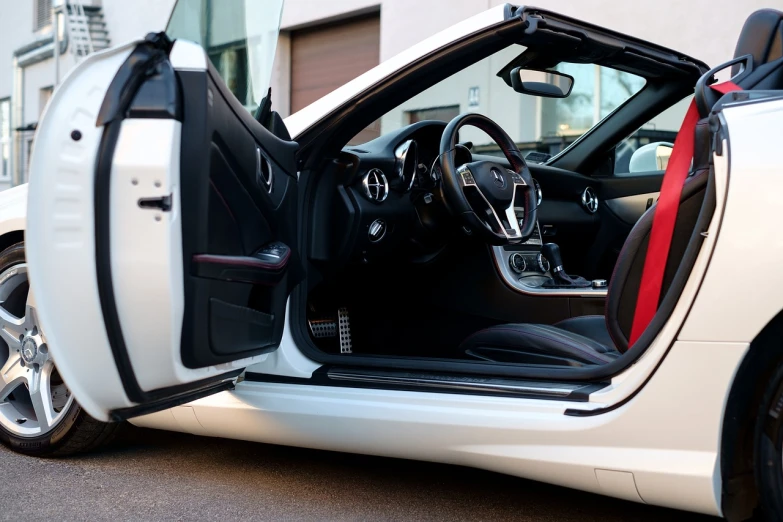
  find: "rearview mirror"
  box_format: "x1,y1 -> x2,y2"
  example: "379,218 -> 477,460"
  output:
510,67 -> 574,98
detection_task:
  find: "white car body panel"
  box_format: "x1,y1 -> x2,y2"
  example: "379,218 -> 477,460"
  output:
680,97 -> 783,343
131,97 -> 782,517
26,42 -> 138,416
133,340 -> 748,515
5,1 -> 781,515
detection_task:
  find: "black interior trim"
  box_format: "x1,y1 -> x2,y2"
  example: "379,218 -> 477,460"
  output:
192,251 -> 290,285
108,374 -> 238,422
285,5 -> 717,403
245,367 -> 606,402
289,155 -> 718,385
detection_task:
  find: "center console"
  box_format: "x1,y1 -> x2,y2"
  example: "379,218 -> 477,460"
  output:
492,210 -> 608,297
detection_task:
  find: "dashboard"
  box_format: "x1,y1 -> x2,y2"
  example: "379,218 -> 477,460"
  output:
308,120 -> 601,269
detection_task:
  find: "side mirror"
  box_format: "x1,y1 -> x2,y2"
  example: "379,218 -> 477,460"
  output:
510,67 -> 574,98
628,142 -> 674,173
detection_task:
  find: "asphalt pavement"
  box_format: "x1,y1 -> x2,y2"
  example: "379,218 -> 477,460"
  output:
0,426 -> 715,521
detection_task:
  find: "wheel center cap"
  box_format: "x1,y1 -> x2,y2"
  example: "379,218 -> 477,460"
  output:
21,337 -> 37,364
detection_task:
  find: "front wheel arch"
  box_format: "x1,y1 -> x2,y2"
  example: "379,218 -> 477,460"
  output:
720,309 -> 783,521
0,230 -> 25,256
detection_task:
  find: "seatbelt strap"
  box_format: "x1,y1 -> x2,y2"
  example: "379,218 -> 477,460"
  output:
628,81 -> 741,347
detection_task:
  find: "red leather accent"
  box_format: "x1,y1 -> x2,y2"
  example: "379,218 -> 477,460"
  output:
628,81 -> 741,347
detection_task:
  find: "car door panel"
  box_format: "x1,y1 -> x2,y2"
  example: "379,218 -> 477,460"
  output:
583,171 -> 664,277
177,63 -> 301,368
26,37 -> 300,422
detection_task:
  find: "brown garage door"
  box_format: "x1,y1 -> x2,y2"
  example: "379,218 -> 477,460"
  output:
291,15 -> 381,143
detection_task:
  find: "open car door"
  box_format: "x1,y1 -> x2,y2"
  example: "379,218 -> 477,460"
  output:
25,0 -> 298,422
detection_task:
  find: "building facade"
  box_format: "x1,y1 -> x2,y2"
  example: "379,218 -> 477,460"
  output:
0,0 -> 777,189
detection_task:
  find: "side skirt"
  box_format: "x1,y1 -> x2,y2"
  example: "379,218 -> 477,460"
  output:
245,367 -> 606,401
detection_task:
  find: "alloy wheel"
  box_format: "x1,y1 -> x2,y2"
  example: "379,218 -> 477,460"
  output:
0,263 -> 73,437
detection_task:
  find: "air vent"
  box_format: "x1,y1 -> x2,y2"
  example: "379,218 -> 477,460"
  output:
582,187 -> 599,213
362,169 -> 389,202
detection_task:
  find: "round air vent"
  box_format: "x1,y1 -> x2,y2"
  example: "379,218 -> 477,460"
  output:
362,169 -> 389,202
581,187 -> 599,213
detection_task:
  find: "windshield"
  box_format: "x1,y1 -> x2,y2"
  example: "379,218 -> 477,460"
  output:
166,0 -> 284,113
375,45 -> 647,155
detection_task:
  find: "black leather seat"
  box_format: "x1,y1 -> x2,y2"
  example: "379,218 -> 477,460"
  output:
462,316 -> 618,366
461,9 -> 783,366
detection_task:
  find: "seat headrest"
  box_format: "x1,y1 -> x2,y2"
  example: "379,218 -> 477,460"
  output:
733,9 -> 783,74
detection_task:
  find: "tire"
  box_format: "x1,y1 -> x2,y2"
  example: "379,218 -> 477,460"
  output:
755,360 -> 783,520
0,242 -> 122,457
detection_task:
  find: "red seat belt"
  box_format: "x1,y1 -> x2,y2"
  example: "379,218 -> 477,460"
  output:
628,81 -> 741,347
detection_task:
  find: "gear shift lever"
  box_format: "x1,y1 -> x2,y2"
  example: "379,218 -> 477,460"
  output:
541,243 -> 591,288
541,243 -> 565,276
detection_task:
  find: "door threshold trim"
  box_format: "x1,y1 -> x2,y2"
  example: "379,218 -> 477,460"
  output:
244,367 -> 606,402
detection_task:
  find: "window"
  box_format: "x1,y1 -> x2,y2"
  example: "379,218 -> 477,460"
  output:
540,63 -> 646,139
376,45 -> 645,154
208,46 -> 250,107
613,96 -> 691,175
0,99 -> 10,181
34,0 -> 52,31
167,0 -> 285,114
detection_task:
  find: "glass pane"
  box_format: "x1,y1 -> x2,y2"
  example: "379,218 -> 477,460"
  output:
600,68 -> 645,119
541,64 -> 596,138
167,0 -> 284,113
614,96 -> 690,175
375,45 -> 646,157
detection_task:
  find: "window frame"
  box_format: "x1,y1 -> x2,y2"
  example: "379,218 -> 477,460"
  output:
0,98 -> 10,182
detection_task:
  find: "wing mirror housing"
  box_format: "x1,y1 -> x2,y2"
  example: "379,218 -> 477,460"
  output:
628,142 -> 674,173
510,67 -> 574,98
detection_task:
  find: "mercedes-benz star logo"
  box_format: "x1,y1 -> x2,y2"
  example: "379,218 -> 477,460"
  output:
491,168 -> 506,189
21,337 -> 37,364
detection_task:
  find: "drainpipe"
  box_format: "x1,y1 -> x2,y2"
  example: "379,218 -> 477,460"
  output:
53,6 -> 60,85
11,57 -> 24,188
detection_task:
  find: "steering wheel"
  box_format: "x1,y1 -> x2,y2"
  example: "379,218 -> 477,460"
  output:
439,114 -> 537,245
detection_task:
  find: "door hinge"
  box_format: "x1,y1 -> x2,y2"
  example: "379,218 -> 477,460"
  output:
138,194 -> 172,212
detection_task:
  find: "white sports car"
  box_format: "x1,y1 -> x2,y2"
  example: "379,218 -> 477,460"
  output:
1,0 -> 782,519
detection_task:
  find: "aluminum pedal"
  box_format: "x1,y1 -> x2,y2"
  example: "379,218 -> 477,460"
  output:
308,319 -> 337,339
338,307 -> 353,354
